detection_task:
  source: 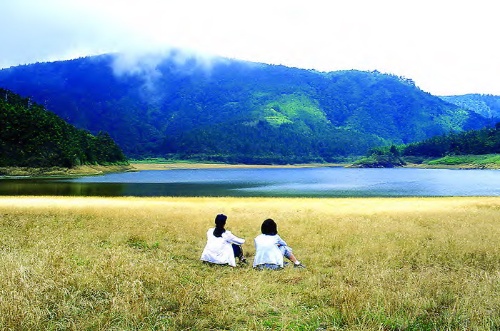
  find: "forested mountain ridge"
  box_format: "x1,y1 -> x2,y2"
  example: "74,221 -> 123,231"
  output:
439,94 -> 500,120
0,52 -> 492,163
0,88 -> 127,167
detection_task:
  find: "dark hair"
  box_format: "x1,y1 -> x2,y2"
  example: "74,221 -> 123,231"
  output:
213,214 -> 227,237
261,218 -> 278,235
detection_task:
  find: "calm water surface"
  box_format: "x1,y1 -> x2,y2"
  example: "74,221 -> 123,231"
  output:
1,167 -> 499,197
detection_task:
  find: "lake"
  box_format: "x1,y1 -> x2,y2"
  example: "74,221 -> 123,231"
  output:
1,167 -> 499,197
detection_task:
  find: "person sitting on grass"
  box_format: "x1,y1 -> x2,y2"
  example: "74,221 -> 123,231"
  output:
253,218 -> 305,270
200,214 -> 247,267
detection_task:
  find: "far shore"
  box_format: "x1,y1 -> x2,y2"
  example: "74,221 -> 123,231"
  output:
130,161 -> 500,171
0,164 -> 133,178
128,162 -> 346,171
1,160 -> 498,178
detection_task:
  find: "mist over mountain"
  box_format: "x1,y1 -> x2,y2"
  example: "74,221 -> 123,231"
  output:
0,51 -> 492,163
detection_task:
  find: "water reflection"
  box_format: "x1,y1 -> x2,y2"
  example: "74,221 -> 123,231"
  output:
0,180 -> 127,196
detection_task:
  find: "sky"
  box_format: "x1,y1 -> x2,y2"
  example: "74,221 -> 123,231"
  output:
1,0 -> 499,96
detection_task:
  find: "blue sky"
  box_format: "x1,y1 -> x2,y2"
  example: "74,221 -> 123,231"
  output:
1,0 -> 499,95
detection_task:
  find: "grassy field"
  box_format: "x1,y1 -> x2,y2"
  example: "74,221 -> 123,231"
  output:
0,196 -> 499,330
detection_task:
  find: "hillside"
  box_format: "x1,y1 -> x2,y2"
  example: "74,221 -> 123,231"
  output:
0,88 -> 127,168
353,122 -> 500,168
0,51 -> 491,163
440,94 -> 500,119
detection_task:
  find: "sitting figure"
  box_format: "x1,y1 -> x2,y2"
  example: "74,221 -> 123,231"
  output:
200,214 -> 247,267
253,218 -> 305,270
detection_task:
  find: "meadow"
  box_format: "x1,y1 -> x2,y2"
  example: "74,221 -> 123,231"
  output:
0,196 -> 499,330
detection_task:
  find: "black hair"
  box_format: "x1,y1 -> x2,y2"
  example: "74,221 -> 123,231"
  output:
213,214 -> 227,237
261,218 -> 278,235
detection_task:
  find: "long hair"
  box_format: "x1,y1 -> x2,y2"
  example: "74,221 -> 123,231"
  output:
213,214 -> 227,238
261,218 -> 278,235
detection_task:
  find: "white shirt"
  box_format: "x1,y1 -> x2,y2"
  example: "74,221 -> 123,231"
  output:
200,228 -> 245,267
253,234 -> 287,267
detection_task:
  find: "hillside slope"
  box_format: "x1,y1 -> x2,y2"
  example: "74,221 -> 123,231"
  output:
0,88 -> 127,167
0,51 -> 491,163
440,94 -> 500,119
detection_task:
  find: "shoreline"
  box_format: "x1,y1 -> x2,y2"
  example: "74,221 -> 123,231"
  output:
1,161 -> 498,178
128,162 -> 346,171
130,162 -> 500,171
0,164 -> 134,178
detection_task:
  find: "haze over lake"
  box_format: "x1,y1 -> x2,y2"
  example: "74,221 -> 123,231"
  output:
1,167 -> 499,197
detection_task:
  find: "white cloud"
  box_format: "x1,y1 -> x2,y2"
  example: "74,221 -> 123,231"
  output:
1,0 -> 499,95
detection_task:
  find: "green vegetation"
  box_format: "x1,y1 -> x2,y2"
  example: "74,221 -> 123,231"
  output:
1,196 -> 499,330
427,154 -> 500,167
440,94 -> 500,119
356,123 -> 500,167
352,145 -> 406,168
403,122 -> 500,157
0,53 -> 492,163
0,88 -> 127,168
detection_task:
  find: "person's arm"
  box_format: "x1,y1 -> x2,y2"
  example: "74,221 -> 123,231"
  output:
276,235 -> 287,247
222,231 -> 245,245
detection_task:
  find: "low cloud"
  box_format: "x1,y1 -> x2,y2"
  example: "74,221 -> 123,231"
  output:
109,48 -> 226,104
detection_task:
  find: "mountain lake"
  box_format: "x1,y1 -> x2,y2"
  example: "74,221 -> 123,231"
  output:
1,167 -> 499,197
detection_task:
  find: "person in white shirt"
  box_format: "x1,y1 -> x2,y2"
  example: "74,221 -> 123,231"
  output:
253,218 -> 305,270
200,214 -> 247,267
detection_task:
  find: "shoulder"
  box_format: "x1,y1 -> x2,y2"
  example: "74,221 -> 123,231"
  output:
222,230 -> 235,239
255,234 -> 272,241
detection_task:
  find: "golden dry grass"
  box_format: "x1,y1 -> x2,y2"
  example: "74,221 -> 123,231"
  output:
0,196 -> 499,330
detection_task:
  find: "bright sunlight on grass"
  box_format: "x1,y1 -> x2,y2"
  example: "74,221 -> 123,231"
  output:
0,196 -> 499,330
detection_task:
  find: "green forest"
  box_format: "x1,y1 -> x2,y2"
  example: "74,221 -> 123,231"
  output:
403,122 -> 500,157
440,94 -> 500,119
355,123 -> 500,167
0,88 -> 127,168
0,52 -> 496,164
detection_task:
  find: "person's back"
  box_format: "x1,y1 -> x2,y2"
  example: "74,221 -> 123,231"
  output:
253,233 -> 284,268
253,218 -> 305,270
201,228 -> 236,265
200,214 -> 246,267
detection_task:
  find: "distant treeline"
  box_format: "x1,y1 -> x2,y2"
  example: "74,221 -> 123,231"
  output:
0,88 -> 127,168
402,122 -> 500,157
359,123 -> 500,167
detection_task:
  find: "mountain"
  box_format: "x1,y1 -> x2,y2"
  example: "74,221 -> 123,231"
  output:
0,88 -> 127,167
440,94 -> 500,119
0,51 -> 491,163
